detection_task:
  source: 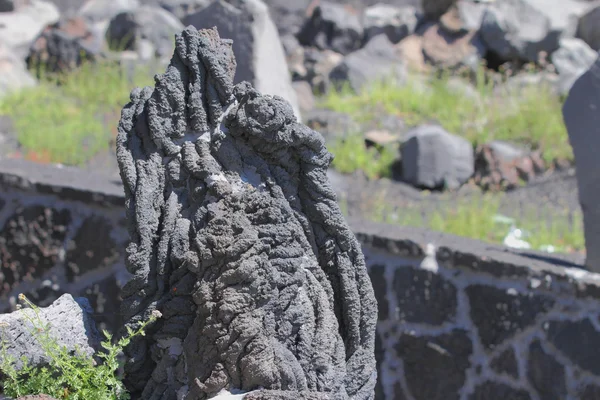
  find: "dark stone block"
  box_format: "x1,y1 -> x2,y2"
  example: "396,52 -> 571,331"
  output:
547,318 -> 600,376
490,346 -> 519,379
370,264 -> 389,320
466,285 -> 554,350
0,197 -> 5,211
0,205 -> 71,296
396,329 -> 472,400
527,340 -> 566,400
82,274 -> 123,334
578,383 -> 600,400
468,382 -> 532,400
393,265 -> 457,325
65,216 -> 119,282
375,331 -> 385,400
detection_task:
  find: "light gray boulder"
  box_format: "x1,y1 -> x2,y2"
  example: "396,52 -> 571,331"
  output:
401,124 -> 474,190
106,5 -> 184,59
0,294 -> 101,371
77,0 -> 139,40
183,0 -> 300,120
479,0 -> 561,63
0,42 -> 36,98
562,54 -> 600,272
0,0 -> 60,59
151,0 -> 211,20
363,4 -> 419,44
552,37 -> 598,95
330,34 -> 406,92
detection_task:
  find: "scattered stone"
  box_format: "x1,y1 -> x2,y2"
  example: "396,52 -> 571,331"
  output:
106,5 -> 184,59
330,34 -> 406,92
183,0 -> 300,120
562,57 -> 600,272
396,330 -> 472,400
304,108 -> 360,142
363,4 -> 419,44
0,294 -> 101,371
453,0 -> 488,32
151,0 -> 211,21
552,37 -> 598,95
468,382 -> 532,400
479,0 -> 561,63
0,0 -> 13,12
527,340 -> 567,400
0,0 -> 60,59
474,141 -> 544,191
297,1 -> 364,55
393,265 -> 458,325
421,22 -> 485,70
116,26 -> 377,399
466,285 -> 554,351
292,80 -> 315,116
303,48 -> 344,94
576,4 -> 600,51
263,0 -> 313,36
282,34 -> 306,79
77,0 -> 139,24
422,0 -> 455,21
546,318 -> 600,375
27,16 -> 102,75
396,34 -> 429,73
400,125 -> 474,190
0,42 -> 36,98
490,346 -> 519,379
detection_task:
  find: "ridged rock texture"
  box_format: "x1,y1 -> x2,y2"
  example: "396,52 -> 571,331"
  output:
116,26 -> 377,400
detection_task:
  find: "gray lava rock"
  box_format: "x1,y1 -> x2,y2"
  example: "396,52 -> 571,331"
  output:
106,5 -> 183,59
400,125 -> 474,190
0,0 -> 13,12
330,34 -> 406,92
577,5 -> 600,51
116,26 -> 377,399
552,37 -> 598,95
297,2 -> 364,55
27,16 -> 102,76
263,0 -> 313,36
0,294 -> 101,371
479,0 -> 561,63
562,55 -> 600,272
183,0 -> 300,120
363,4 -> 419,44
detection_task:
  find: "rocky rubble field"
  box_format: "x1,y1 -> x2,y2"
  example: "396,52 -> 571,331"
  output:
0,0 -> 598,253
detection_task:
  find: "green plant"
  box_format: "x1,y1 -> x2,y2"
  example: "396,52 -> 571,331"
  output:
321,67 -> 571,165
0,60 -> 154,165
0,294 -> 161,400
329,134 -> 397,179
362,193 -> 584,252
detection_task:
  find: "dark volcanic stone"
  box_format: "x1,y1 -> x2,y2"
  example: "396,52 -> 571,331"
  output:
65,216 -> 119,282
547,318 -> 600,375
374,331 -> 385,400
468,382 -> 532,400
578,383 -> 600,400
527,340 -> 566,400
393,265 -> 457,325
466,285 -> 554,350
490,346 -> 519,379
0,206 -> 71,296
396,329 -> 472,400
370,264 -> 389,320
83,274 -> 123,333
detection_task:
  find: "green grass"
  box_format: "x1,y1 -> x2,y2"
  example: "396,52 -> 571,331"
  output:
0,294 -> 160,400
0,61 -> 155,165
322,68 -> 570,167
359,193 -> 584,253
329,134 -> 398,179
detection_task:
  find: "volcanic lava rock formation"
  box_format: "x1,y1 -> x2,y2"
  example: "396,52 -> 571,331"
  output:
116,26 -> 377,400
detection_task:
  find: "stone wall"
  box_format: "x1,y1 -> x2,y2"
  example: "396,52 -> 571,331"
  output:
2,159 -> 600,399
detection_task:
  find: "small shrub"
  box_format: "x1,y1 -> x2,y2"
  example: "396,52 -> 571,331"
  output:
0,294 -> 161,400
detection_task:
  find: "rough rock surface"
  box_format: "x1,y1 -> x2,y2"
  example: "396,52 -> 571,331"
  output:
0,294 -> 100,371
551,37 -> 598,95
116,26 -> 377,399
563,54 -> 600,272
362,4 -> 419,45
